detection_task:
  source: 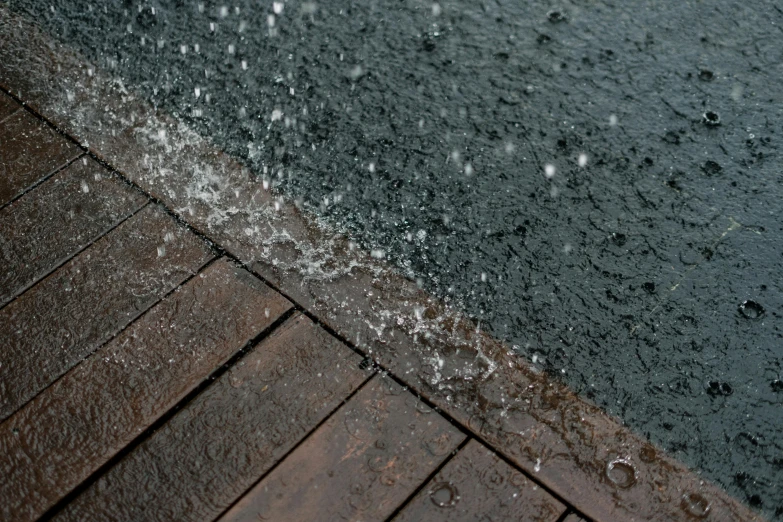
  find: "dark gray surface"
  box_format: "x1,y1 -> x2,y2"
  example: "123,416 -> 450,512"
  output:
8,0 -> 782,516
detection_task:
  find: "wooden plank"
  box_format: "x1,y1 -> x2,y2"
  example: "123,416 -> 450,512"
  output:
219,374 -> 466,522
393,439 -> 565,522
0,156 -> 146,306
0,108 -> 81,206
0,90 -> 18,121
0,204 -> 214,422
54,314 -> 369,522
0,258 -> 292,522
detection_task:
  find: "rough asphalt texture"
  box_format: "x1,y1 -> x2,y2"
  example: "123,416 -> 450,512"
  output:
7,0 -> 782,516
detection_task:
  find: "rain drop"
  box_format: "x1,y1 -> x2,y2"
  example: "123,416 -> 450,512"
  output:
681,493 -> 711,518
430,482 -> 459,507
738,300 -> 764,319
702,111 -> 721,126
606,459 -> 637,489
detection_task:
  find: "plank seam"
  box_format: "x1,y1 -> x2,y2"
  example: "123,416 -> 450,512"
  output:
38,304 -> 299,522
0,199 -> 151,312
211,369 -> 379,522
0,151 -> 85,213
382,436 -> 472,522
0,251 -> 219,428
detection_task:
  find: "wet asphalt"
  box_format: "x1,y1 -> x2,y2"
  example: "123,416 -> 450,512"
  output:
7,0 -> 782,516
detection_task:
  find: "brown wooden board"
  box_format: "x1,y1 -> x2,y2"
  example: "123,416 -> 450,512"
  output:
0,90 -> 19,121
219,374 -> 466,522
53,313 -> 369,522
0,258 -> 291,522
393,439 -> 565,522
0,156 -> 146,306
0,107 -> 81,206
0,204 -> 213,422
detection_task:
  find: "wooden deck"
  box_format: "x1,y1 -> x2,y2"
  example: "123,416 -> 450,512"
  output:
0,89 -> 580,522
0,14 -> 766,520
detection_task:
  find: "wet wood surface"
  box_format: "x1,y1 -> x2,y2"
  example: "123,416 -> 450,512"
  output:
0,157 -> 146,306
393,439 -> 565,522
54,314 -> 369,522
0,90 -> 19,121
0,106 -> 81,206
219,375 -> 466,522
0,204 -> 213,422
0,259 -> 291,522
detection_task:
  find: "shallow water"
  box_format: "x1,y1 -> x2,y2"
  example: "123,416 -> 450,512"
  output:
7,0 -> 782,515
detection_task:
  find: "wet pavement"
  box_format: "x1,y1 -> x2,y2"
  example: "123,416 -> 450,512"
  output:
1,0 -> 782,518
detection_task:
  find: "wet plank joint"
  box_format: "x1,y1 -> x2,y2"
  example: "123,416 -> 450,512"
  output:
0,259 -> 291,522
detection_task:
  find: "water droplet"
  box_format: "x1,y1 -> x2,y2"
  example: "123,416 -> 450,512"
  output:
430,482 -> 459,507
273,2 -> 284,14
229,371 -> 244,388
611,232 -> 627,246
367,455 -> 388,472
701,160 -> 722,176
702,111 -> 721,126
609,114 -> 619,126
380,474 -> 396,486
738,300 -> 764,319
544,164 -> 556,179
681,492 -> 711,518
344,415 -> 367,440
706,381 -> 733,397
578,153 -> 588,167
547,10 -> 566,23
425,433 -> 453,456
606,459 -> 637,489
639,444 -> 656,463
349,65 -> 364,80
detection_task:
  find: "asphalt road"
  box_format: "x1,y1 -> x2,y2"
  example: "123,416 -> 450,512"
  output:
8,0 -> 782,516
